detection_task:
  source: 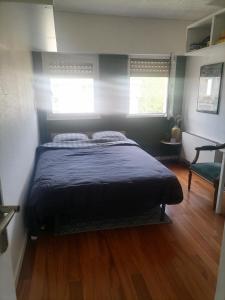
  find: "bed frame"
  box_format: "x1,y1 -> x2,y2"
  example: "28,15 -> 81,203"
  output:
30,203 -> 166,240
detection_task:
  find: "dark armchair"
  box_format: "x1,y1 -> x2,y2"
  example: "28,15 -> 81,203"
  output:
188,143 -> 225,210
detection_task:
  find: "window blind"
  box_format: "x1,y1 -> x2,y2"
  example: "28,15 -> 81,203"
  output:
48,62 -> 94,77
129,57 -> 170,77
42,53 -> 97,78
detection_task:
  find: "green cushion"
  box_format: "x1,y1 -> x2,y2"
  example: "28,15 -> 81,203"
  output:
191,163 -> 221,182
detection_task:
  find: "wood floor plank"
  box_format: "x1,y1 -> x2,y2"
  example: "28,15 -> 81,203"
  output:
131,273 -> 153,300
17,164 -> 225,300
69,281 -> 83,300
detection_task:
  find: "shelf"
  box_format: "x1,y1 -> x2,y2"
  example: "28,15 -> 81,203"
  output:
186,8 -> 225,54
185,41 -> 225,56
187,14 -> 213,30
212,11 -> 225,45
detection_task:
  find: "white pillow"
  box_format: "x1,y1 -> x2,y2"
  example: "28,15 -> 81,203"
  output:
92,131 -> 126,140
53,133 -> 89,142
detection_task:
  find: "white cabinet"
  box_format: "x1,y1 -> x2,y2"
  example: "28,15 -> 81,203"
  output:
186,8 -> 225,55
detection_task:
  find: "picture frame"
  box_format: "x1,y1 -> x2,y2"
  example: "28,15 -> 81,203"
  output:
197,63 -> 224,114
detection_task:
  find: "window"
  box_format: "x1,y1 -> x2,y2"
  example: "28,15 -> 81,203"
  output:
129,57 -> 170,115
129,77 -> 168,114
50,78 -> 94,114
42,54 -> 97,116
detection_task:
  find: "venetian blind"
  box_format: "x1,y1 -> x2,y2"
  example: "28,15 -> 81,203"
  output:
129,57 -> 171,77
47,62 -> 93,77
42,53 -> 97,78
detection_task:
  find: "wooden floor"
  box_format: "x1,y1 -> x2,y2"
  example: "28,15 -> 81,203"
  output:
17,164 -> 225,300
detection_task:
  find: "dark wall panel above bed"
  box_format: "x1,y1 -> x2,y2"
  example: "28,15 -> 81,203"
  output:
47,115 -> 171,157
96,54 -> 129,114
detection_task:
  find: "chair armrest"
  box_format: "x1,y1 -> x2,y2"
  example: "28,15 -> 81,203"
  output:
191,149 -> 201,165
191,143 -> 225,165
195,143 -> 225,151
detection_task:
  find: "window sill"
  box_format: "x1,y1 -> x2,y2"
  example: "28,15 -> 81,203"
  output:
47,113 -> 167,121
127,113 -> 167,118
47,113 -> 101,121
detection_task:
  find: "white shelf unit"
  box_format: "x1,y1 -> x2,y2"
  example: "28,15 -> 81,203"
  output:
185,42 -> 225,57
186,8 -> 225,55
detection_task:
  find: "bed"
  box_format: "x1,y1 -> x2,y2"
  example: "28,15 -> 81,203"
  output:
26,133 -> 183,235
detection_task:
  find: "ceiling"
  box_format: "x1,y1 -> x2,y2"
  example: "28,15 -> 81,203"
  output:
54,0 -> 225,21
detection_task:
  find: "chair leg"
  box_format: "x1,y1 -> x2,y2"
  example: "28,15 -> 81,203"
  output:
188,170 -> 192,191
213,181 -> 219,211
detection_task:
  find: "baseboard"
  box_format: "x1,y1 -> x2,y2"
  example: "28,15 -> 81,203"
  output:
14,233 -> 27,287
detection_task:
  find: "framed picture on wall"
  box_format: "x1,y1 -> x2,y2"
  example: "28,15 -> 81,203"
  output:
197,63 -> 224,114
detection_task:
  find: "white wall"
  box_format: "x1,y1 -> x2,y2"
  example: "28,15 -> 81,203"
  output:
182,52 -> 225,144
181,132 -> 217,163
54,11 -> 189,55
0,2 -> 39,280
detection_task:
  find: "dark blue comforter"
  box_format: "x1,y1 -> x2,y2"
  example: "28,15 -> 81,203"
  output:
26,140 -> 183,233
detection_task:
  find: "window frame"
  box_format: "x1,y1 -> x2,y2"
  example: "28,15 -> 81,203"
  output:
128,55 -> 171,117
42,53 -> 99,120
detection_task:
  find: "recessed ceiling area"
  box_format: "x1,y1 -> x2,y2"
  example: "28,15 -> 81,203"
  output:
54,0 -> 225,21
